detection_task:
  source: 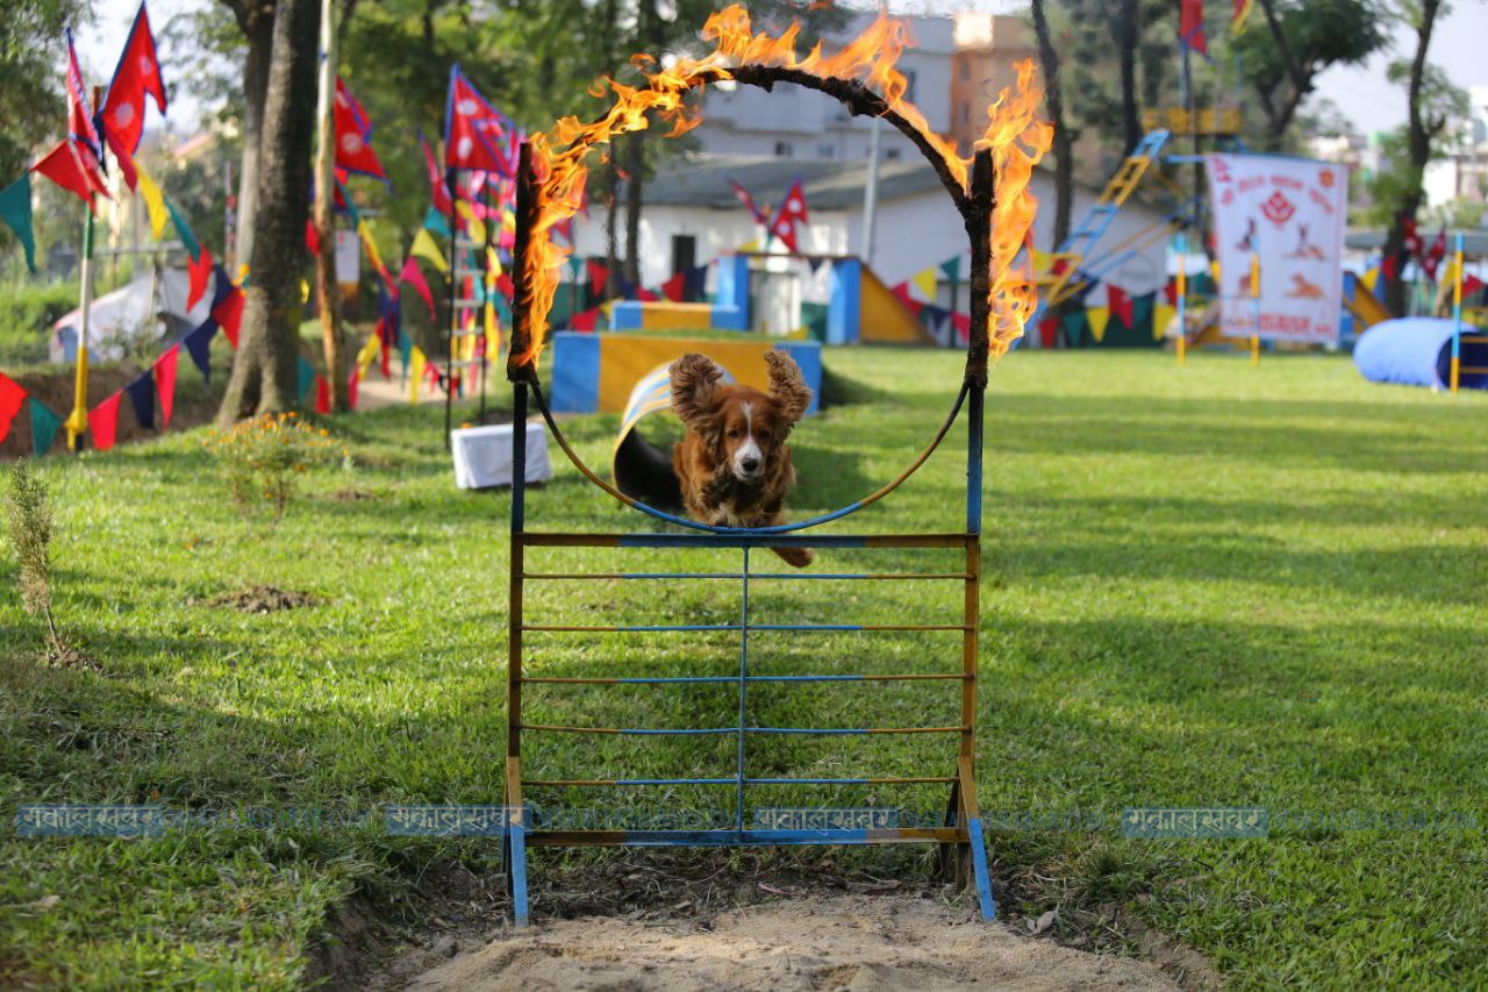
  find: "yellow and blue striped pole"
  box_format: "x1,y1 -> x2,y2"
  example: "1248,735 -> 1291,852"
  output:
1250,251 -> 1261,366
1451,233 -> 1464,394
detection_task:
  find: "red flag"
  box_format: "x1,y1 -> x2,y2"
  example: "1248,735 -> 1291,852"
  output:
31,140 -> 107,211
347,368 -> 360,410
1422,228 -> 1446,281
444,66 -> 511,175
889,281 -> 924,317
1038,315 -> 1060,349
1465,274 -> 1486,296
154,343 -> 179,428
99,3 -> 167,157
770,212 -> 799,253
188,245 -> 214,311
399,256 -> 436,320
1107,284 -> 1134,327
1180,0 -> 1208,55
421,133 -> 453,216
0,373 -> 26,444
728,177 -> 769,225
776,178 -> 809,224
571,307 -> 598,332
587,260 -> 610,297
638,286 -> 661,302
1381,254 -> 1399,282
66,32 -> 102,157
211,285 -> 244,349
1401,217 -> 1422,258
951,312 -> 972,345
305,218 -> 320,256
661,272 -> 686,302
313,375 -> 331,414
1163,279 -> 1179,306
335,77 -> 386,180
88,391 -> 123,451
101,128 -> 139,192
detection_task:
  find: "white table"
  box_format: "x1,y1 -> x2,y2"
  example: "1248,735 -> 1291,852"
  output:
450,422 -> 552,490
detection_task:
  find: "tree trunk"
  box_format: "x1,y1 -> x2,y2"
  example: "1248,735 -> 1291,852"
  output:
623,132 -> 644,286
1117,0 -> 1142,155
1383,0 -> 1444,317
233,5 -> 275,272
604,163 -> 620,298
218,0 -> 321,424
1030,0 -> 1072,250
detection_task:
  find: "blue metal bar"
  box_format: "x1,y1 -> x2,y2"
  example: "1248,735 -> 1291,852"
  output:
966,384 -> 984,535
968,816 -> 996,921
522,675 -> 968,685
744,727 -> 963,735
736,547 -> 751,831
525,624 -> 969,633
523,572 -> 970,581
509,818 -> 529,925
616,533 -> 866,549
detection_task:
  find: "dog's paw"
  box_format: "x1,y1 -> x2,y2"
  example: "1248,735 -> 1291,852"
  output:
771,546 -> 814,568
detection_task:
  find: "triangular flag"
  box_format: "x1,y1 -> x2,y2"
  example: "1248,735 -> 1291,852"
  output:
1132,293 -> 1154,331
939,256 -> 961,283
88,391 -> 123,451
737,239 -> 759,253
31,140 -> 107,211
1465,274 -> 1486,296
124,370 -> 156,430
1086,306 -> 1111,342
408,346 -> 427,403
1037,314 -> 1059,349
1163,279 -> 1179,306
1059,308 -> 1085,346
187,244 -> 214,310
411,228 -> 447,272
297,356 -> 317,402
571,307 -> 598,332
314,375 -> 331,414
455,200 -> 487,244
951,312 -> 972,343
166,198 -> 201,260
347,368 -> 360,411
587,259 -> 610,298
399,256 -> 436,320
911,266 -> 938,301
889,281 -> 924,317
183,319 -> 216,381
99,4 -> 167,157
661,272 -> 686,302
305,218 -> 320,257
0,373 -> 26,443
28,397 -> 61,456
1153,303 -> 1177,341
423,205 -> 451,238
1361,267 -> 1380,292
136,167 -> 169,239
0,173 -> 37,273
357,219 -> 384,279
485,302 -> 501,356
1106,285 -> 1133,328
155,344 -> 180,427
211,287 -> 244,349
356,333 -> 381,373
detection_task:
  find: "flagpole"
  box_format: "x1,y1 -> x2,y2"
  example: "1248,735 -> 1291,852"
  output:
313,0 -> 345,413
65,85 -> 105,453
445,167 -> 459,449
480,185 -> 494,424
1176,233 -> 1187,367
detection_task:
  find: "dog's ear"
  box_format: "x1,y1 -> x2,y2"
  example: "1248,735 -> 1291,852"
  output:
670,353 -> 723,433
765,349 -> 812,427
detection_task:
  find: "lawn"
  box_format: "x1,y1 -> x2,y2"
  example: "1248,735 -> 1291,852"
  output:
2,347 -> 1486,987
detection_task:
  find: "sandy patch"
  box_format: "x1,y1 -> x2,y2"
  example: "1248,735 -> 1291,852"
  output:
391,895 -> 1179,991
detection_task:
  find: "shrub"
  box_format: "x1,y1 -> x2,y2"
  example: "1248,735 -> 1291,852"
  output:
6,461 -> 61,655
203,413 -> 345,525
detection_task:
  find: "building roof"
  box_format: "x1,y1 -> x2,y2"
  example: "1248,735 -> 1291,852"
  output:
638,154 -> 960,211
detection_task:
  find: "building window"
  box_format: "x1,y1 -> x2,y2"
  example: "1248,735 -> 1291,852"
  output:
819,143 -> 835,158
885,147 -> 901,161
903,69 -> 917,103
774,141 -> 793,158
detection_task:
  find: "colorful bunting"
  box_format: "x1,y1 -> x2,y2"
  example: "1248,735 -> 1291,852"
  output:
0,373 -> 26,443
211,285 -> 244,349
29,398 -> 61,456
124,370 -> 156,430
136,167 -> 169,239
661,272 -> 686,302
411,228 -> 447,271
155,344 -> 179,427
571,307 -> 599,332
444,66 -> 514,176
297,356 -> 317,402
167,198 -> 201,260
65,31 -> 103,158
183,319 -> 216,381
31,140 -> 107,210
88,391 -> 123,452
1086,306 -> 1111,342
727,177 -> 770,225
409,346 -> 427,403
347,368 -> 360,411
587,259 -> 610,298
939,256 -> 961,283
1153,303 -> 1177,341
314,375 -> 331,414
1060,309 -> 1086,346
1180,0 -> 1208,55
400,256 -> 437,320
334,77 -> 386,180
0,173 -> 36,273
911,267 -> 938,301
1232,0 -> 1253,32
187,245 -> 214,310
1107,284 -> 1134,329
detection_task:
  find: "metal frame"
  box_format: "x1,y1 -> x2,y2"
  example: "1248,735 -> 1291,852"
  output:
500,86 -> 1004,927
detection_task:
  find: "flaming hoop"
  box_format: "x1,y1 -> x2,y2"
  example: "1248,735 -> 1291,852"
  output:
506,4 -> 1049,384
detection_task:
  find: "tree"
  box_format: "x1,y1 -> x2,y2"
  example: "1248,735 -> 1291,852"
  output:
1240,0 -> 1386,148
1376,0 -> 1460,316
1116,0 -> 1142,155
1030,0 -> 1074,249
218,0 -> 320,422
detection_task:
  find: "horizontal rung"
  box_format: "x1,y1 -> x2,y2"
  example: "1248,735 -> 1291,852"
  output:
520,724 -> 967,736
523,572 -> 973,582
1457,366 -> 1488,373
522,776 -> 956,787
523,828 -> 965,847
519,532 -> 973,549
523,623 -> 970,633
521,674 -> 970,685
1456,335 -> 1488,342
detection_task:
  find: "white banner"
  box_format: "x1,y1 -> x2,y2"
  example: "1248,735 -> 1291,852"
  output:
1206,154 -> 1347,344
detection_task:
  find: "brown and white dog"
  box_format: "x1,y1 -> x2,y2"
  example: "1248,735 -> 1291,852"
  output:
669,350 -> 814,567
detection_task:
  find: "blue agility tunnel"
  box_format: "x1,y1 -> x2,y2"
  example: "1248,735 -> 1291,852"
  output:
1353,317 -> 1488,391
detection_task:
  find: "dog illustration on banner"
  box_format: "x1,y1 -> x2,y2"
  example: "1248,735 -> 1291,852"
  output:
669,350 -> 814,567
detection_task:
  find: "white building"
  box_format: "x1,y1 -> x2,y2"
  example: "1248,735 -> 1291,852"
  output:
1423,85 -> 1488,218
572,154 -> 1169,305
690,12 -> 956,163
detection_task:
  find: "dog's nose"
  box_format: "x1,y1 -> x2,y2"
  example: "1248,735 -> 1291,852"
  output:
741,457 -> 760,473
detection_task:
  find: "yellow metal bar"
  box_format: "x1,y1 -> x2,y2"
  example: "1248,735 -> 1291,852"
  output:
1250,252 -> 1261,367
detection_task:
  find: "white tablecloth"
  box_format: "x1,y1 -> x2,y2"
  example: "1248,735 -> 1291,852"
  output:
450,422 -> 552,490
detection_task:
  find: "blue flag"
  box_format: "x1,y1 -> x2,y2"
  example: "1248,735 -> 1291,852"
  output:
183,318 -> 217,381
124,370 -> 156,430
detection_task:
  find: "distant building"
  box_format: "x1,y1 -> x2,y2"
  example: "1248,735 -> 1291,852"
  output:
691,11 -> 955,162
1423,85 -> 1488,221
947,13 -> 1040,156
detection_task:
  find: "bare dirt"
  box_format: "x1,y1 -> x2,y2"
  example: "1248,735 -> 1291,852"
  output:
202,584 -> 323,613
381,895 -> 1181,991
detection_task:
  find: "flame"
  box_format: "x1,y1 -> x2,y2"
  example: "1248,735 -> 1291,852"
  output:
512,5 -> 1048,371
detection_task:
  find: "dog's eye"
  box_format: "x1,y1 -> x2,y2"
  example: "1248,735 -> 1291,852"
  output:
727,429 -> 741,438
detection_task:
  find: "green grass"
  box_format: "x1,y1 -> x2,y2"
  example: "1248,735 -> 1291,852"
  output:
2,348 -> 1487,987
